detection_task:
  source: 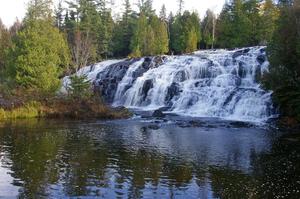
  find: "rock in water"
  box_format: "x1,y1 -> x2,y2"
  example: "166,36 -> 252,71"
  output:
152,110 -> 166,118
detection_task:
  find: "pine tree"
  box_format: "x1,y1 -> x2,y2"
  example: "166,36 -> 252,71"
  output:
178,0 -> 184,15
159,4 -> 167,21
216,0 -> 252,48
170,11 -> 201,53
112,0 -> 135,57
260,0 -> 279,44
263,0 -> 300,119
0,19 -> 12,77
55,0 -> 64,30
6,0 -> 71,93
201,9 -> 216,49
244,0 -> 262,45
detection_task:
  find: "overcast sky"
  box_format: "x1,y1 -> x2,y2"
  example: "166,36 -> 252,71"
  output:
0,0 -> 226,27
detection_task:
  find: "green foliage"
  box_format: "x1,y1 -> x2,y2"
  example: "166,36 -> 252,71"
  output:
216,0 -> 278,48
170,11 -> 201,53
260,0 -> 279,44
263,0 -> 300,119
130,13 -> 169,57
201,9 -> 216,49
67,75 -> 92,99
216,0 -> 252,48
0,19 -> 12,79
7,0 -> 69,93
111,0 -> 135,57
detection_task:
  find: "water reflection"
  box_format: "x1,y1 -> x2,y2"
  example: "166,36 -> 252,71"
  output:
0,119 -> 299,198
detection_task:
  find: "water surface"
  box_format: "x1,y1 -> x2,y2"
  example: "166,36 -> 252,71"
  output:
0,118 -> 299,198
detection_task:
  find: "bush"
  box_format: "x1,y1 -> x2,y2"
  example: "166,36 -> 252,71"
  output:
67,75 -> 92,99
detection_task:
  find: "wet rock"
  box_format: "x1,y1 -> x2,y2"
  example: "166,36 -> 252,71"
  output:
152,110 -> 166,118
233,48 -> 250,59
176,120 -> 206,128
255,65 -> 262,83
229,121 -> 253,128
94,59 -> 137,103
112,106 -> 127,112
257,54 -> 266,65
142,79 -> 153,100
224,59 -> 232,66
152,56 -> 167,68
141,124 -> 160,131
188,120 -> 205,127
260,48 -> 266,53
238,62 -> 247,78
165,83 -> 180,102
174,71 -> 187,82
157,106 -> 171,112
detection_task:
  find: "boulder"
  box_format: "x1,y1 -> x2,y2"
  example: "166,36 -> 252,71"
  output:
152,110 -> 166,118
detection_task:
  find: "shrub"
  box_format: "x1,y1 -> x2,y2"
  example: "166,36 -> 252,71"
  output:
67,75 -> 92,100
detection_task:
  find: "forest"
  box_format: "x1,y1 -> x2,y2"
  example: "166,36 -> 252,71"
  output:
0,0 -> 299,122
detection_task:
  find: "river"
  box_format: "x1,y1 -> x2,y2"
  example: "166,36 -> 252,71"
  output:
0,117 -> 299,198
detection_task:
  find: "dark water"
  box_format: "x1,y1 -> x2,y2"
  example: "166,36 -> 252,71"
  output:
0,118 -> 299,199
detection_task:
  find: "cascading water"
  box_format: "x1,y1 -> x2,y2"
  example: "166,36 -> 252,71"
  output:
63,46 -> 276,122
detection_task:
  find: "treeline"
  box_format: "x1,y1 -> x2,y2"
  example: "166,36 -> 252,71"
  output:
263,0 -> 300,122
0,0 -> 280,93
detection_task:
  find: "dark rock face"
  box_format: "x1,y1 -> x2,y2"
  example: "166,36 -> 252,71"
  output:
238,62 -> 247,78
255,65 -> 262,83
257,54 -> 266,65
142,79 -> 154,101
165,83 -> 180,102
152,110 -> 166,118
94,59 -> 138,103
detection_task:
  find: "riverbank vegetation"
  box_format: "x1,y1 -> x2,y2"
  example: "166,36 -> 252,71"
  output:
0,0 -> 299,122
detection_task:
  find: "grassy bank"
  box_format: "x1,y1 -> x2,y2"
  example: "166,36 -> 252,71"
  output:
0,96 -> 132,121
0,101 -> 43,120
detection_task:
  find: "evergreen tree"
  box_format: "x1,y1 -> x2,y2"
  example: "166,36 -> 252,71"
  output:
201,9 -> 216,49
112,0 -> 135,57
170,11 -> 201,53
260,0 -> 279,44
130,4 -> 169,57
263,0 -> 300,119
6,0 -> 70,93
159,4 -> 167,21
150,15 -> 169,55
0,19 -> 11,77
130,13 -> 148,56
178,0 -> 184,15
138,0 -> 155,16
244,0 -> 262,45
55,0 -> 64,30
216,0 -> 252,48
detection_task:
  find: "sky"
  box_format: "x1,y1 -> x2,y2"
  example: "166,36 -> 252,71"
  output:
0,0 -> 226,27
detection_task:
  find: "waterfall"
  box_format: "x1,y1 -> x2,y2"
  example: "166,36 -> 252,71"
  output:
63,46 -> 276,122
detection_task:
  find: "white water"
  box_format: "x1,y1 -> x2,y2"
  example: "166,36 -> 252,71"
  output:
63,47 -> 275,122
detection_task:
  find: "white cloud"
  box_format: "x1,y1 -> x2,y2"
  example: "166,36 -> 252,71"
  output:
0,0 -> 225,27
